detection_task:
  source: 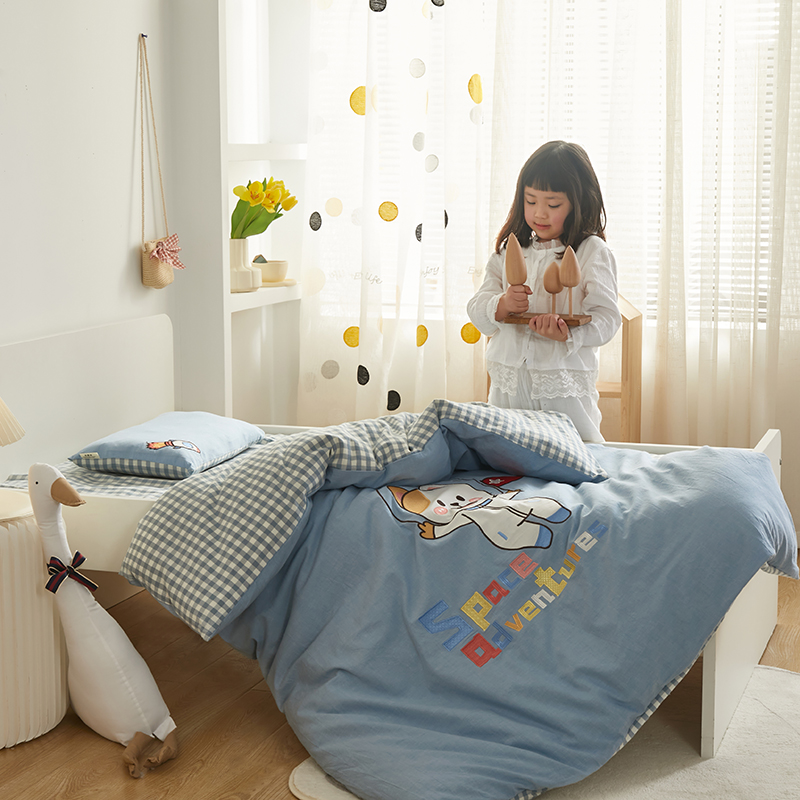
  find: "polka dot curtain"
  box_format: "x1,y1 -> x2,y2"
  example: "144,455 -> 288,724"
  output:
298,0 -> 497,426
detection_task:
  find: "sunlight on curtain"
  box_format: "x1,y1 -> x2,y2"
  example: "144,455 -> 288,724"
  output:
488,0 -> 800,520
298,0 -> 496,425
674,0 -> 800,521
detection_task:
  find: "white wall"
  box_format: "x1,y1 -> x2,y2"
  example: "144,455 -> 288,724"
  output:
0,1 -> 310,428
0,1 -> 175,348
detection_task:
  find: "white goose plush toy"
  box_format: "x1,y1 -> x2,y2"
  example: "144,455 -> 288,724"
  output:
28,463 -> 178,777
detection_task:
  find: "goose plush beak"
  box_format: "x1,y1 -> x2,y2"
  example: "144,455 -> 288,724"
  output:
51,476 -> 85,507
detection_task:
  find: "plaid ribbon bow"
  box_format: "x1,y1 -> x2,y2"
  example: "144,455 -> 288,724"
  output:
45,552 -> 99,594
149,233 -> 186,270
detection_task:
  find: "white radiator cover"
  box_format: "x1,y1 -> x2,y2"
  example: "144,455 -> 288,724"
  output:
1,499 -> 68,747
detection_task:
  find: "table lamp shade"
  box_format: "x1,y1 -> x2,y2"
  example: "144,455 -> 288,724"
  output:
0,395 -> 25,446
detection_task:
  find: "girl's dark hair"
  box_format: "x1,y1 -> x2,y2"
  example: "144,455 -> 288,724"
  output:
495,141 -> 606,253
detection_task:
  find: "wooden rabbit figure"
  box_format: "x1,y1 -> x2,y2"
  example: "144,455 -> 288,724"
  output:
558,246 -> 581,317
502,237 -> 591,326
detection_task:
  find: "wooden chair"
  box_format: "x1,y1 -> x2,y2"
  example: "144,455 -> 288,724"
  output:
596,295 -> 642,442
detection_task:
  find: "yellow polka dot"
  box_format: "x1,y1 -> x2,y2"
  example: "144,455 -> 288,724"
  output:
379,201 -> 399,222
350,86 -> 366,115
343,326 -> 360,347
416,325 -> 429,347
468,74 -> 483,104
325,197 -> 343,216
461,322 -> 481,344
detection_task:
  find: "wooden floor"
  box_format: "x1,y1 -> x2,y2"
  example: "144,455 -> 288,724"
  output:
2,575 -> 799,799
759,574 -> 800,671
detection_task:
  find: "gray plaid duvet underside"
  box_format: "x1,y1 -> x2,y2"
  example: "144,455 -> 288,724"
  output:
120,400 -> 600,641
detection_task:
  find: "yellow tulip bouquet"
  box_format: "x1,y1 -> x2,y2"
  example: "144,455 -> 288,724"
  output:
230,177 -> 298,239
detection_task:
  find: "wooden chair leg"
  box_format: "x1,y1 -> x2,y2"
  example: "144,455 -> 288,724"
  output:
597,296 -> 642,442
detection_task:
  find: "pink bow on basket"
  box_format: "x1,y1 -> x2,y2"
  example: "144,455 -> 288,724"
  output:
149,233 -> 186,270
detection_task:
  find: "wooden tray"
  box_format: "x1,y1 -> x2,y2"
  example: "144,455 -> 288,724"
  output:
503,313 -> 591,327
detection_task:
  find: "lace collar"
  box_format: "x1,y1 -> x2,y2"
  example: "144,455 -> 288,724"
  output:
529,237 -> 563,252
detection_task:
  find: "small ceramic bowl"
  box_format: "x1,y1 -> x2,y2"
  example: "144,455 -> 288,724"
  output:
254,258 -> 288,283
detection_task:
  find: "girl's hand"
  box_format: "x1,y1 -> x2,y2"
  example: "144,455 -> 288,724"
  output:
529,313 -> 569,342
496,284 -> 532,320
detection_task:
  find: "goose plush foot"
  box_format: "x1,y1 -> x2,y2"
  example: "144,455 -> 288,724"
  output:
147,729 -> 179,769
123,729 -> 179,778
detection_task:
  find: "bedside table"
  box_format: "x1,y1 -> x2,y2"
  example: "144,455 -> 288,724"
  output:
0,489 -> 68,747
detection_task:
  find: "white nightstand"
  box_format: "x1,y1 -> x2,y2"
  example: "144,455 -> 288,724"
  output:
0,489 -> 68,747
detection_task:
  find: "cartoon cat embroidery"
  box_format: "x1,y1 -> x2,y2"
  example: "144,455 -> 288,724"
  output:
146,439 -> 201,453
385,480 -> 571,551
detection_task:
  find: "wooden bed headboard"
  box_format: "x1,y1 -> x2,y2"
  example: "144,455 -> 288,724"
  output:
0,315 -> 175,479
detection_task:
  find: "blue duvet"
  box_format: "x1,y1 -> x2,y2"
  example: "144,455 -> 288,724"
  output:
122,401 -> 798,800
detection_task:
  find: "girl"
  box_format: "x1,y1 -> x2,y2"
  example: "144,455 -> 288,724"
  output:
467,141 -> 621,442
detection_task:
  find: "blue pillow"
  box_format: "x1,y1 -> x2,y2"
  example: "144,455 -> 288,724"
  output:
69,412 -> 267,479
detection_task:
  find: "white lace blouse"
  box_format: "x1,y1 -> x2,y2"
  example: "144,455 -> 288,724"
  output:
467,235 -> 622,400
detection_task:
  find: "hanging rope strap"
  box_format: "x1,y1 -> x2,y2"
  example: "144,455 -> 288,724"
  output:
140,34 -> 184,269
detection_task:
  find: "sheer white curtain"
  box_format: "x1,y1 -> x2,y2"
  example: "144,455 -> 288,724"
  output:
299,0 -> 800,520
298,0 -> 497,425
487,0 -> 800,520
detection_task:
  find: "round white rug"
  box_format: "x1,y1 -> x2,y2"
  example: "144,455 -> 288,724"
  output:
289,665 -> 800,800
289,757 -> 358,800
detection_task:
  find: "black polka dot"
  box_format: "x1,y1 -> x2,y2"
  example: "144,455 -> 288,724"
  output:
357,365 -> 370,385
309,211 -> 322,231
432,0 -> 444,6
369,0 -> 387,10
387,390 -> 401,411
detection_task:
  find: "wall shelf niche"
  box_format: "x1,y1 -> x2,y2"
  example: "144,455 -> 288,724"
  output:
169,0 -> 308,424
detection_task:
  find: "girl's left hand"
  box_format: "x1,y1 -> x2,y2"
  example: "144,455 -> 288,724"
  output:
529,313 -> 569,342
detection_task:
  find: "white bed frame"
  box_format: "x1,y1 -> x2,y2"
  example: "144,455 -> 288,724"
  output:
0,314 -> 781,758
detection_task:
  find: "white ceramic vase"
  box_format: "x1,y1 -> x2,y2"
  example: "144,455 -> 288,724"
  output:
230,239 -> 261,293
